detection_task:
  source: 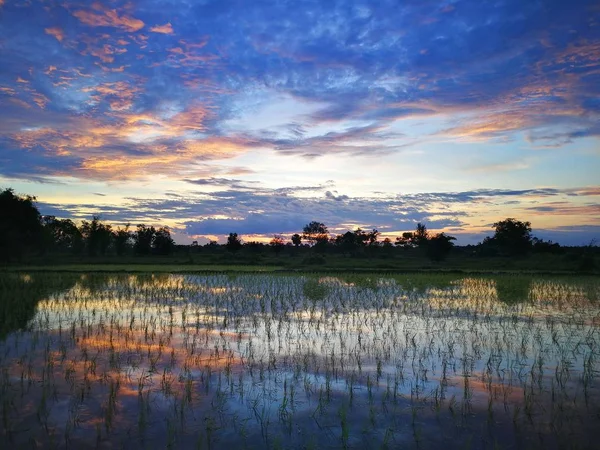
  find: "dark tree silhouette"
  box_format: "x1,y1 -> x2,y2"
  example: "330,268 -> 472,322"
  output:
395,232 -> 415,248
134,224 -> 156,255
42,216 -> 83,254
532,237 -> 561,254
366,229 -> 380,246
0,188 -> 43,262
80,216 -> 112,256
113,225 -> 132,256
291,233 -> 302,247
488,218 -> 532,256
414,223 -> 429,247
335,231 -> 359,255
269,235 -> 285,255
226,232 -> 243,253
153,227 -> 175,255
395,224 -> 428,249
427,233 -> 456,261
302,221 -> 328,245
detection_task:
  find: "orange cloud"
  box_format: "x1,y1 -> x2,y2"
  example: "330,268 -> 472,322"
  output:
32,93 -> 50,109
6,89 -> 252,181
156,38 -> 218,68
150,22 -> 174,34
82,81 -> 140,111
525,204 -> 600,217
9,98 -> 31,109
443,111 -> 530,140
45,27 -> 64,42
0,86 -> 16,95
73,4 -> 144,32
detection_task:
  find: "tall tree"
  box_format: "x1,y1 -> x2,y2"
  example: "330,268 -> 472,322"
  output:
427,233 -> 456,261
153,227 -> 175,255
0,188 -> 43,262
226,232 -> 243,253
134,224 -> 156,255
80,216 -> 112,256
490,218 -> 532,256
291,233 -> 302,247
395,232 -> 415,249
414,223 -> 429,247
335,231 -> 359,255
113,224 -> 132,256
366,229 -> 380,246
269,235 -> 285,255
42,216 -> 83,254
302,221 -> 328,245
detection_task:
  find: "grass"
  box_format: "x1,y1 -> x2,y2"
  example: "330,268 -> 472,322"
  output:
1,264 -> 284,273
3,248 -> 596,275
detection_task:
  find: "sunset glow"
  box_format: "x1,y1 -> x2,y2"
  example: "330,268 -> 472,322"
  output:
0,0 -> 598,244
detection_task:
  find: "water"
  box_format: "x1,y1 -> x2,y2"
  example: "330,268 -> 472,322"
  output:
0,273 -> 599,449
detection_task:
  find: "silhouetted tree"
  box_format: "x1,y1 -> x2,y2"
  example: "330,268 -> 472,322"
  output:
80,216 -> 112,256
427,233 -> 456,261
113,225 -> 132,256
42,216 -> 83,254
291,233 -> 302,247
302,221 -> 329,245
335,231 -> 359,255
134,224 -> 156,255
532,237 -> 561,254
0,188 -> 43,262
352,228 -> 369,246
395,232 -> 415,249
366,229 -> 380,246
153,227 -> 175,255
381,237 -> 394,257
489,218 -> 532,256
414,223 -> 429,247
243,241 -> 264,255
269,235 -> 285,255
226,232 -> 243,253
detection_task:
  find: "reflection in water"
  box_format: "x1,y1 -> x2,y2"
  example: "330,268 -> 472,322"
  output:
0,273 -> 78,339
0,273 -> 599,449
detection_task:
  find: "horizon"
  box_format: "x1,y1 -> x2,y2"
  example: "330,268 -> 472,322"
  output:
1,0 -> 599,246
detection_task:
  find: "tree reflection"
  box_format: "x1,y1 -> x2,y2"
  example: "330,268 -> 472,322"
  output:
0,273 -> 78,339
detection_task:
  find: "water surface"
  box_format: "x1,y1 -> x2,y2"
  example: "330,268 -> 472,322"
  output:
1,273 -> 599,449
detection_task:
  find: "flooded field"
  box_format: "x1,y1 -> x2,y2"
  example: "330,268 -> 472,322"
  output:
1,272 -> 599,449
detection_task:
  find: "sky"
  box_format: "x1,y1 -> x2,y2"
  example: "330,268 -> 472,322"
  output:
0,0 -> 599,245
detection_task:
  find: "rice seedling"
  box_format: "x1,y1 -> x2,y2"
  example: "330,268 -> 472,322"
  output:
0,272 -> 598,448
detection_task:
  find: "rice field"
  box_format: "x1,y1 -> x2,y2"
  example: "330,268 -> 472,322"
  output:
1,272 -> 599,449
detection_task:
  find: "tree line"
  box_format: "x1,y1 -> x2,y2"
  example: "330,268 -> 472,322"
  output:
0,187 -> 584,264
219,218 -> 561,261
1,189 -> 174,262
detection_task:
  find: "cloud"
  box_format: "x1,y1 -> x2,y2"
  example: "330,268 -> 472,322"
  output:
150,23 -> 174,35
185,213 -> 309,236
0,0 -> 599,247
45,27 -> 64,42
73,4 -> 145,32
28,180 -> 600,246
464,160 -> 531,174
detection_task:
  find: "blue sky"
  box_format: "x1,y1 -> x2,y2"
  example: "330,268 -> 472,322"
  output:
0,0 -> 599,244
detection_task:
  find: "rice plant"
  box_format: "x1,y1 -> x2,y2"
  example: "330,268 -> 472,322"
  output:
0,272 -> 598,449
